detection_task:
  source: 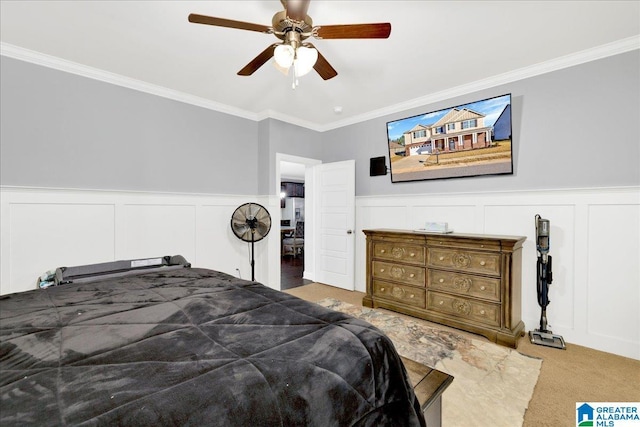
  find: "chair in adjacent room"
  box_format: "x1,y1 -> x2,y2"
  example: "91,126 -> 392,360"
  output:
282,221 -> 304,257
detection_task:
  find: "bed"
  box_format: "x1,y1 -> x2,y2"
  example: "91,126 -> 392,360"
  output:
0,265 -> 425,426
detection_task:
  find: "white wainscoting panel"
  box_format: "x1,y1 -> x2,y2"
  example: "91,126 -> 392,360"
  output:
8,203 -> 115,292
587,204 -> 639,357
355,187 -> 640,359
483,204 -> 577,333
409,205 -> 477,232
358,205 -> 408,229
121,204 -> 197,262
1,187 -> 273,295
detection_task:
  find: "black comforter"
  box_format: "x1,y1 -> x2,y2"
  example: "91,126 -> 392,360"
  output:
1,268 -> 424,426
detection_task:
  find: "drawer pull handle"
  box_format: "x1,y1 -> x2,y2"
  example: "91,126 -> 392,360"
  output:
480,261 -> 486,266
380,287 -> 385,292
409,273 -> 415,278
380,268 -> 385,273
439,256 -> 445,261
480,245 -> 484,248
380,249 -> 386,253
480,310 -> 486,315
439,300 -> 444,305
409,253 -> 415,257
480,286 -> 486,291
439,278 -> 444,283
410,294 -> 415,298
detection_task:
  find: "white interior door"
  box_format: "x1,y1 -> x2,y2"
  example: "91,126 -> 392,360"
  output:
312,160 -> 355,290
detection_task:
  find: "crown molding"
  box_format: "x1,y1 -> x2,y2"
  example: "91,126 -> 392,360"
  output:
2,36 -> 638,133
256,109 -> 325,132
0,42 -> 261,122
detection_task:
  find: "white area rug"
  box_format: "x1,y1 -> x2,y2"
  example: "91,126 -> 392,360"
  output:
317,298 -> 542,427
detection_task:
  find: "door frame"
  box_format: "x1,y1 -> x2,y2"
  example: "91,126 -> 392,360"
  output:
272,153 -> 321,290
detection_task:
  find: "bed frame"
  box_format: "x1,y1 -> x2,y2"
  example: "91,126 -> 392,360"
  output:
402,356 -> 454,427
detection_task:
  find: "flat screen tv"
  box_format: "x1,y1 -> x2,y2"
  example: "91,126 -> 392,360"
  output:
386,93 -> 513,183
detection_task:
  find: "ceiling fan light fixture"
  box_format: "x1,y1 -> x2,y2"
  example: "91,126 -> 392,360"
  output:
293,46 -> 318,77
273,60 -> 290,76
274,44 -> 295,68
190,3 -> 391,82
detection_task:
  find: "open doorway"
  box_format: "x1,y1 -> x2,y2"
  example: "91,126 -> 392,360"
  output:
279,161 -> 311,290
272,155 -> 355,292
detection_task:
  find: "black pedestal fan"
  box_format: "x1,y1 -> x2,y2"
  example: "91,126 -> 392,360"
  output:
230,203 -> 271,281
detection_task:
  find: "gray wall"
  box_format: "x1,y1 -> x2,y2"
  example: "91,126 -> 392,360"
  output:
256,119 -> 271,195
321,50 -> 640,196
1,57 -> 259,195
2,50 -> 638,197
259,119 -> 324,195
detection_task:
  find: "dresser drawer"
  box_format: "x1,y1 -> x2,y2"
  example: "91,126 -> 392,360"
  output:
374,280 -> 426,308
428,270 -> 500,301
427,248 -> 500,276
373,242 -> 425,265
427,291 -> 500,327
372,261 -> 425,287
427,237 -> 502,252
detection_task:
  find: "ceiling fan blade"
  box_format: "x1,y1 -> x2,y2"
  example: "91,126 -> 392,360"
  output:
188,13 -> 272,34
314,23 -> 391,39
305,43 -> 337,80
283,0 -> 310,22
237,44 -> 278,76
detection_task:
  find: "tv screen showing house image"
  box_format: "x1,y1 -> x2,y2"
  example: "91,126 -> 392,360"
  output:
386,93 -> 513,183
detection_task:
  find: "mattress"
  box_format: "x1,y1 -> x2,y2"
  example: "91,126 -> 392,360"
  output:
1,267 -> 425,426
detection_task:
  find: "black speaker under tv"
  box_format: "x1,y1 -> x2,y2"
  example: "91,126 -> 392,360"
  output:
370,156 -> 387,176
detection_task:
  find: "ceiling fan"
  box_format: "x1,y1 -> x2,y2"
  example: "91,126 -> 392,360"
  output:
188,0 -> 391,85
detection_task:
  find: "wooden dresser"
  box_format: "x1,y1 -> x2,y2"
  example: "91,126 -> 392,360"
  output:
363,229 -> 526,348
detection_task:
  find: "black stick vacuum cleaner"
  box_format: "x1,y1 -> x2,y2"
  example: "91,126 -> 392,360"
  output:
529,214 -> 567,349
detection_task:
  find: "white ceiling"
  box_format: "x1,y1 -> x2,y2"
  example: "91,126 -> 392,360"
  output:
1,1 -> 639,131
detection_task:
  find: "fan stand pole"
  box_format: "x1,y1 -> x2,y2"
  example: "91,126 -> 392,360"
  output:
251,230 -> 256,282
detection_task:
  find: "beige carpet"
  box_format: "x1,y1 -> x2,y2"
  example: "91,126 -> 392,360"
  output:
317,298 -> 542,427
287,283 -> 640,426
